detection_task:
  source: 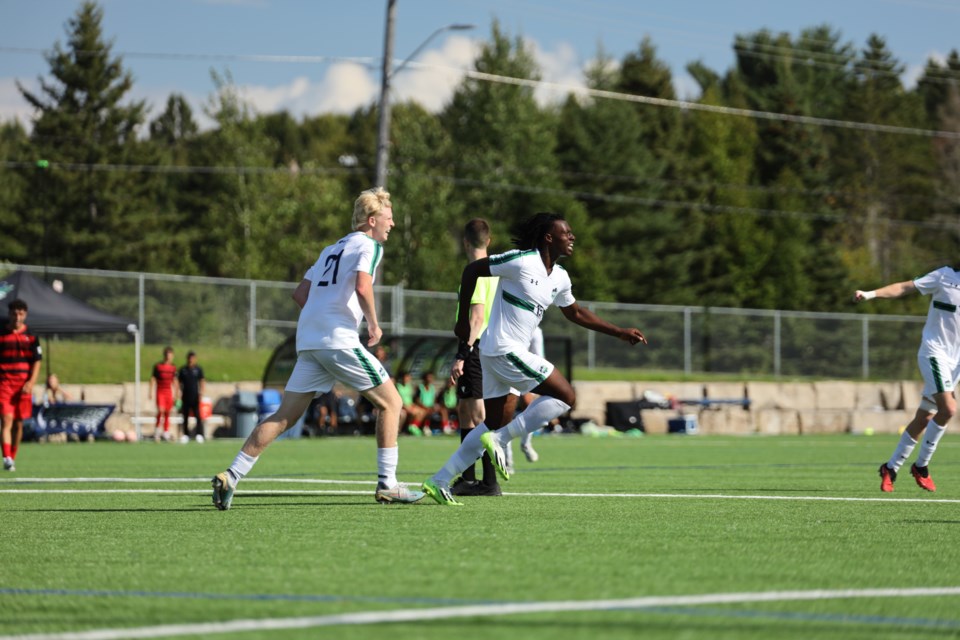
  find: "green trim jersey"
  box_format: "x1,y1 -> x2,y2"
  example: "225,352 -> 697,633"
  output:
480,249 -> 575,356
913,267 -> 960,360
297,231 -> 383,351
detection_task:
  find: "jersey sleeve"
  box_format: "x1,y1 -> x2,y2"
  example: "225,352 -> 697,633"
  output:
554,269 -> 576,308
914,267 -> 949,295
488,250 -> 527,280
30,335 -> 42,363
353,238 -> 383,276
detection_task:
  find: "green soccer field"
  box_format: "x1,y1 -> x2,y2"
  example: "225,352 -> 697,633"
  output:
1,434 -> 959,639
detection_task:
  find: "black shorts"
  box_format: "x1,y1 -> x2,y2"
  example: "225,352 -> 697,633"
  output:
456,348 -> 483,400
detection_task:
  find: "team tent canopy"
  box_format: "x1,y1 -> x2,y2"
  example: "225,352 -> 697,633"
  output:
0,270 -> 143,435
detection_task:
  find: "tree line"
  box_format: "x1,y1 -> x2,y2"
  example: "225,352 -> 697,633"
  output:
1,1 -> 958,317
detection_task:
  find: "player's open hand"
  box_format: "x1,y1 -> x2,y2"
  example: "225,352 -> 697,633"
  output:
367,323 -> 383,346
620,328 -> 647,345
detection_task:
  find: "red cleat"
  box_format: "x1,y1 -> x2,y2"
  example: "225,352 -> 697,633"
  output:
879,463 -> 896,492
910,463 -> 936,492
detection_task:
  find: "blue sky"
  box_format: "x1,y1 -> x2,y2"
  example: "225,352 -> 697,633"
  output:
1,0 -> 957,127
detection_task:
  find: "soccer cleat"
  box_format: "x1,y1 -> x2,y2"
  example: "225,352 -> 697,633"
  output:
480,432 -> 510,481
521,442 -> 539,463
456,481 -> 502,497
3,456 -> 14,472
910,463 -> 936,492
211,471 -> 236,510
374,482 -> 425,504
878,463 -> 896,493
422,478 -> 463,506
450,477 -> 480,496
195,434 -> 205,444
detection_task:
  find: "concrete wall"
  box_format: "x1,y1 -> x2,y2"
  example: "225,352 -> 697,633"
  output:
69,378 -> 920,438
571,380 -> 919,436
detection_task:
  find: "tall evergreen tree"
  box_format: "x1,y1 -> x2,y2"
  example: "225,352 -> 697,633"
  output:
439,22 -> 597,296
16,1 -> 170,271
0,122 -> 30,261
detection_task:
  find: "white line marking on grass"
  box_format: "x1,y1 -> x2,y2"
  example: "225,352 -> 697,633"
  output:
1,477 -> 375,485
4,587 -> 959,640
0,489 -> 371,495
1,486 -> 959,504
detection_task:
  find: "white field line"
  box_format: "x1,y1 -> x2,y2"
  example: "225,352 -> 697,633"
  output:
2,477 -> 376,485
2,587 -> 959,640
1,485 -> 960,504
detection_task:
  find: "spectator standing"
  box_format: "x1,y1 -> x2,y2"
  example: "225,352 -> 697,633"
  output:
150,346 -> 178,441
177,350 -> 206,442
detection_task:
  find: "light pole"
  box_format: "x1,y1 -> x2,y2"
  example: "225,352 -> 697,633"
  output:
374,2 -> 473,188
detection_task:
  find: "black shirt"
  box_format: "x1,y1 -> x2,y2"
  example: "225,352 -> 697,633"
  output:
177,365 -> 205,399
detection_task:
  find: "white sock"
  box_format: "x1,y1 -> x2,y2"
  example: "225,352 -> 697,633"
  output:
377,447 -> 399,488
887,431 -> 917,472
498,397 -> 571,445
227,451 -> 258,484
433,423 -> 488,486
915,421 -> 947,468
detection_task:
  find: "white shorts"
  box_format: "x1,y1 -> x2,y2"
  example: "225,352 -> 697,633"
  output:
286,348 -> 389,394
480,350 -> 555,399
917,350 -> 960,411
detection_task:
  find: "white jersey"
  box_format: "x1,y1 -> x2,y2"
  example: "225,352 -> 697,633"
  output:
528,326 -> 545,357
914,267 -> 960,360
479,249 -> 575,356
296,231 -> 383,351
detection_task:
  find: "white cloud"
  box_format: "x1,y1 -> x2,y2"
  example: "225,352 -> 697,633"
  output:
525,39 -> 588,105
0,77 -> 36,127
390,35 -> 480,111
903,49 -> 946,90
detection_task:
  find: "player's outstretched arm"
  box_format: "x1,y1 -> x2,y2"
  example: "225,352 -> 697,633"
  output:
559,303 -> 647,345
853,280 -> 916,303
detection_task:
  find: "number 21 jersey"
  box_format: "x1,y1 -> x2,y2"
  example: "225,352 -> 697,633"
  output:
296,231 -> 383,351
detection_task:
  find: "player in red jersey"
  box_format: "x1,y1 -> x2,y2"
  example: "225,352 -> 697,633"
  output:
0,300 -> 42,471
149,346 -> 178,441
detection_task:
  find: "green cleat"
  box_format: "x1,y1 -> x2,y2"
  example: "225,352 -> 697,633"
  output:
211,471 -> 236,511
422,478 -> 463,506
480,432 -> 510,481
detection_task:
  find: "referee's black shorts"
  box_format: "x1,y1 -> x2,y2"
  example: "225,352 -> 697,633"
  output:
456,348 -> 483,400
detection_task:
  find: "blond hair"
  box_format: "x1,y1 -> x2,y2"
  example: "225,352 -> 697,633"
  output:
352,187 -> 392,231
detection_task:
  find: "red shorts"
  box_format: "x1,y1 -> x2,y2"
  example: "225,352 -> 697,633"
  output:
156,392 -> 174,412
0,380 -> 33,420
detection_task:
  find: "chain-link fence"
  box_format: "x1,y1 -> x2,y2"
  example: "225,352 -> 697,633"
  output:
4,264 -> 923,379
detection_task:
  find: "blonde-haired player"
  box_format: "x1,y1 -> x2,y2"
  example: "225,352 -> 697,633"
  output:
212,187 -> 423,508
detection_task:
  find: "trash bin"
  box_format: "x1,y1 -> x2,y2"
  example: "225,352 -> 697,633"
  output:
256,389 -> 304,440
257,389 -> 282,422
232,391 -> 259,439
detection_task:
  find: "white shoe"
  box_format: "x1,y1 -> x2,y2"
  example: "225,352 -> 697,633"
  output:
521,442 -> 539,463
3,456 -> 15,472
195,434 -> 205,444
179,434 -> 190,444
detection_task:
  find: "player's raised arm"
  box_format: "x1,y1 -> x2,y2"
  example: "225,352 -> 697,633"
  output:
559,302 -> 647,345
853,280 -> 916,303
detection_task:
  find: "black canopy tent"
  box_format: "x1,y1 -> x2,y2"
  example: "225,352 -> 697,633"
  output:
0,270 -> 143,436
